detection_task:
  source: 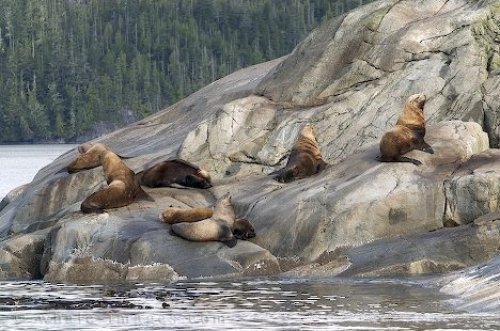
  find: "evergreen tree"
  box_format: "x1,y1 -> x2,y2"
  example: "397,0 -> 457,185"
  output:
0,0 -> 374,143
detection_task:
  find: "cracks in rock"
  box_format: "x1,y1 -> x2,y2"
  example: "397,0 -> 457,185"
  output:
357,58 -> 390,73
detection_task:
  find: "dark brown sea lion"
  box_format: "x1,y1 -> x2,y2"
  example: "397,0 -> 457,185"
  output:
170,193 -> 237,247
377,93 -> 434,166
271,124 -> 328,183
81,150 -> 154,213
137,159 -> 212,189
233,218 -> 256,240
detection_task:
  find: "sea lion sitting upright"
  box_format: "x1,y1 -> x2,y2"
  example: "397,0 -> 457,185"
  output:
377,93 -> 434,166
81,150 -> 154,213
170,193 -> 237,247
271,124 -> 328,183
137,159 -> 212,189
67,143 -> 110,173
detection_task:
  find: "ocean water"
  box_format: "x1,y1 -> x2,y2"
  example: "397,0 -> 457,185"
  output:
0,145 -> 498,330
0,144 -> 76,199
0,279 -> 498,331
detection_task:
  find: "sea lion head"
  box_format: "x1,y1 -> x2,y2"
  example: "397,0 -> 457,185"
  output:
77,143 -> 94,154
218,192 -> 232,207
299,124 -> 316,141
406,93 -> 426,111
193,168 -> 212,188
67,143 -> 109,173
212,192 -> 235,225
233,218 -> 256,240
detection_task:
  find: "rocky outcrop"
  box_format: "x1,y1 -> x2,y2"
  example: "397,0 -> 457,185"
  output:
440,255 -> 500,312
0,2 -> 498,314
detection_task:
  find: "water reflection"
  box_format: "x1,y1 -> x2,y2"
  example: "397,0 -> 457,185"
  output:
0,279 -> 497,330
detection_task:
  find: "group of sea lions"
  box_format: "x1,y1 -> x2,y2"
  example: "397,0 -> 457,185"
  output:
64,142 -> 254,246
64,93 -> 431,246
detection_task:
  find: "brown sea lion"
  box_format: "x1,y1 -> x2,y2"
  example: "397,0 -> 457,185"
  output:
137,159 -> 212,189
377,94 -> 434,166
66,143 -> 132,173
67,143 -> 110,173
170,193 -> 237,247
271,124 -> 328,183
159,207 -> 214,224
160,208 -> 256,240
81,150 -> 154,213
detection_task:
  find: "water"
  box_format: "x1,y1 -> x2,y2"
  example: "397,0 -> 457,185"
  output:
0,145 -> 499,330
0,279 -> 498,331
0,144 -> 76,199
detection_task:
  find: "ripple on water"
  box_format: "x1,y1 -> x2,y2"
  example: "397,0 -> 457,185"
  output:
0,279 -> 497,330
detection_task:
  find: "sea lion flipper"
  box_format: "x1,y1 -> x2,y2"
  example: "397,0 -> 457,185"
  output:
136,188 -> 155,202
81,183 -> 125,213
422,142 -> 434,154
222,237 -> 237,248
397,156 -> 422,166
273,167 -> 295,183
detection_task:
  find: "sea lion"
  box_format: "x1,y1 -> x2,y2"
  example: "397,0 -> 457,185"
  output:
233,218 -> 256,240
170,193 -> 237,247
137,159 -> 212,189
81,150 -> 154,213
377,93 -> 434,166
271,124 -> 328,183
67,143 -> 110,173
160,207 -> 256,240
159,207 -> 214,224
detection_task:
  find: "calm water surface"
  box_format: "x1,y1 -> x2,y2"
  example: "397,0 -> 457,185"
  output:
0,279 -> 498,331
0,144 -> 76,199
0,145 -> 498,330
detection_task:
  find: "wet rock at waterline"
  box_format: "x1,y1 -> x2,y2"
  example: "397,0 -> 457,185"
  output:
0,0 -> 499,313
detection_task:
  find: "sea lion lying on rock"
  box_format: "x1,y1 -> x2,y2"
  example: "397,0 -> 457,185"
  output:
137,159 -> 212,189
160,206 -> 256,240
377,93 -> 434,166
81,150 -> 154,213
170,193 -> 239,247
160,207 -> 214,224
271,124 -> 328,182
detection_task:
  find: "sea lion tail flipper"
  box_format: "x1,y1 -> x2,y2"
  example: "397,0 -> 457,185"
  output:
222,237 -> 237,248
397,156 -> 422,166
317,159 -> 328,172
81,193 -> 105,214
136,188 -> 155,202
272,167 -> 295,183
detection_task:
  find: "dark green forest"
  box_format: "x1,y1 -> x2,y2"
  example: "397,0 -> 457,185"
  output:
0,0 -> 373,143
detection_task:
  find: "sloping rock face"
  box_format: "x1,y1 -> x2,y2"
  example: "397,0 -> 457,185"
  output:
0,0 -> 499,298
440,254 -> 500,312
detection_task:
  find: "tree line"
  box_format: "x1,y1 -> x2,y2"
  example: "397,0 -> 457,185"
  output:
0,0 -> 373,143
